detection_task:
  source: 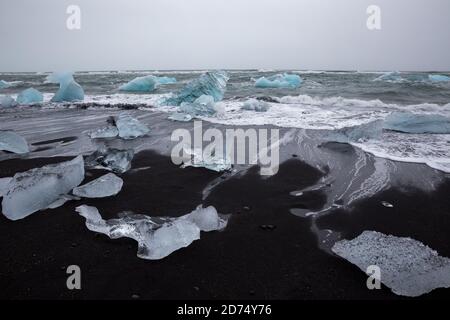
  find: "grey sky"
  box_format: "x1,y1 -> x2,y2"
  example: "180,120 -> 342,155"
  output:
0,0 -> 449,72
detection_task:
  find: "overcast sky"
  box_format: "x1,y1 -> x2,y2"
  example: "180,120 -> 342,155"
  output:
0,0 -> 449,72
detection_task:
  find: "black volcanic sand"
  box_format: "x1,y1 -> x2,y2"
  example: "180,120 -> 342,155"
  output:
0,150 -> 449,299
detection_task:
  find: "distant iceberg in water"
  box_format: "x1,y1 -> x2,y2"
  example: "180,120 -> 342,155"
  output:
46,72 -> 84,102
255,73 -> 302,88
164,71 -> 229,106
0,80 -> 22,89
0,95 -> 17,108
373,71 -> 404,83
17,88 -> 43,105
428,74 -> 450,82
384,112 -> 450,134
118,75 -> 176,92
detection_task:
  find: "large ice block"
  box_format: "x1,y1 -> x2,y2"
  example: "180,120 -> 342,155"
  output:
85,148 -> 134,173
179,95 -> 218,117
0,131 -> 29,154
16,88 -> 44,105
47,72 -> 84,102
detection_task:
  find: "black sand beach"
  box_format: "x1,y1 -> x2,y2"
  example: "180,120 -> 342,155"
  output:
1,148 -> 449,300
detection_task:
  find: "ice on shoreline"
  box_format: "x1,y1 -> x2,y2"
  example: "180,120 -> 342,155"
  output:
119,75 -> 176,92
72,173 -> 123,198
0,95 -> 17,108
85,148 -> 134,173
46,72 -> 84,102
89,113 -> 149,140
75,204 -> 228,260
2,156 -> 85,220
332,231 -> 450,297
17,88 -> 44,105
179,95 -> 218,117
0,131 -> 29,154
181,148 -> 232,172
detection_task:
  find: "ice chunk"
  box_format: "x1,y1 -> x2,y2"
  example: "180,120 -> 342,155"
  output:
429,74 -> 450,82
2,156 -> 85,220
164,71 -> 229,106
384,112 -> 450,134
374,72 -> 404,83
115,113 -> 150,139
0,95 -> 17,108
0,80 -> 22,89
182,148 -> 232,172
85,148 -> 134,173
241,98 -> 270,112
168,112 -> 193,122
0,131 -> 29,154
179,95 -> 218,117
327,120 -> 383,143
75,204 -> 227,260
255,73 -> 302,88
332,231 -> 450,297
47,72 -> 84,102
0,177 -> 12,197
16,88 -> 44,105
72,173 -> 123,198
118,75 -> 176,92
89,125 -> 119,139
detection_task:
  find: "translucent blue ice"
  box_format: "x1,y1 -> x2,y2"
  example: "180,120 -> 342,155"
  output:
384,112 -> 450,134
255,73 -> 302,88
0,95 -> 17,108
328,120 -> 384,143
119,75 -> 177,92
164,71 -> 229,106
179,95 -> 217,117
46,72 -> 84,102
429,74 -> 450,82
16,88 -> 43,105
0,80 -> 22,89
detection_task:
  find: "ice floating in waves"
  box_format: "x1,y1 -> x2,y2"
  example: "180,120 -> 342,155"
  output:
1,156 -> 85,220
0,131 -> 29,154
241,98 -> 270,112
0,80 -> 22,89
119,75 -> 177,92
115,113 -> 150,139
384,112 -> 450,134
255,73 -> 302,88
72,173 -> 123,198
179,95 -> 218,117
75,204 -> 228,260
429,74 -> 450,82
0,95 -> 17,108
182,148 -> 232,172
164,71 -> 229,106
332,231 -> 450,297
373,72 -> 404,83
85,148 -> 134,173
46,72 -> 84,102
17,88 -> 44,105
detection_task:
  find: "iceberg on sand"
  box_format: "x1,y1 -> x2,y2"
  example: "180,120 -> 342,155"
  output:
182,148 -> 232,172
75,204 -> 228,260
384,112 -> 450,134
46,72 -> 84,102
1,156 -> 85,220
119,75 -> 176,92
241,98 -> 270,112
17,88 -> 43,105
332,231 -> 450,297
255,73 -> 302,88
164,71 -> 229,106
73,173 -> 123,198
0,131 -> 29,154
85,148 -> 134,173
179,95 -> 218,117
90,113 -> 149,140
0,95 -> 17,108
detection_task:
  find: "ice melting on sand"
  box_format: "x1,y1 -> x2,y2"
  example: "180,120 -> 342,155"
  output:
241,98 -> 270,112
0,95 -> 17,108
17,88 -> 44,105
0,131 -> 29,154
384,112 -> 450,134
332,231 -> 450,297
115,113 -> 150,139
75,204 -> 228,260
164,71 -> 229,106
119,75 -> 176,92
182,148 -> 232,172
85,148 -> 134,173
46,72 -> 84,102
255,73 -> 302,88
327,120 -> 384,144
179,95 -> 218,117
1,156 -> 85,220
72,173 -> 123,198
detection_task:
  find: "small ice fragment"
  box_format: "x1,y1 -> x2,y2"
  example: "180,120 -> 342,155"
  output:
0,95 -> 17,108
168,112 -> 193,122
85,148 -> 134,173
241,98 -> 270,112
72,173 -> 123,198
179,95 -> 218,117
164,71 -> 229,106
75,204 -> 228,260
332,231 -> 450,297
89,125 -> 119,139
289,191 -> 304,197
381,201 -> 393,208
255,73 -> 302,88
0,131 -> 29,154
182,148 -> 232,172
2,156 -> 85,220
16,88 -> 44,105
115,113 -> 150,139
0,177 -> 12,197
47,72 -> 84,102
429,74 -> 450,82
